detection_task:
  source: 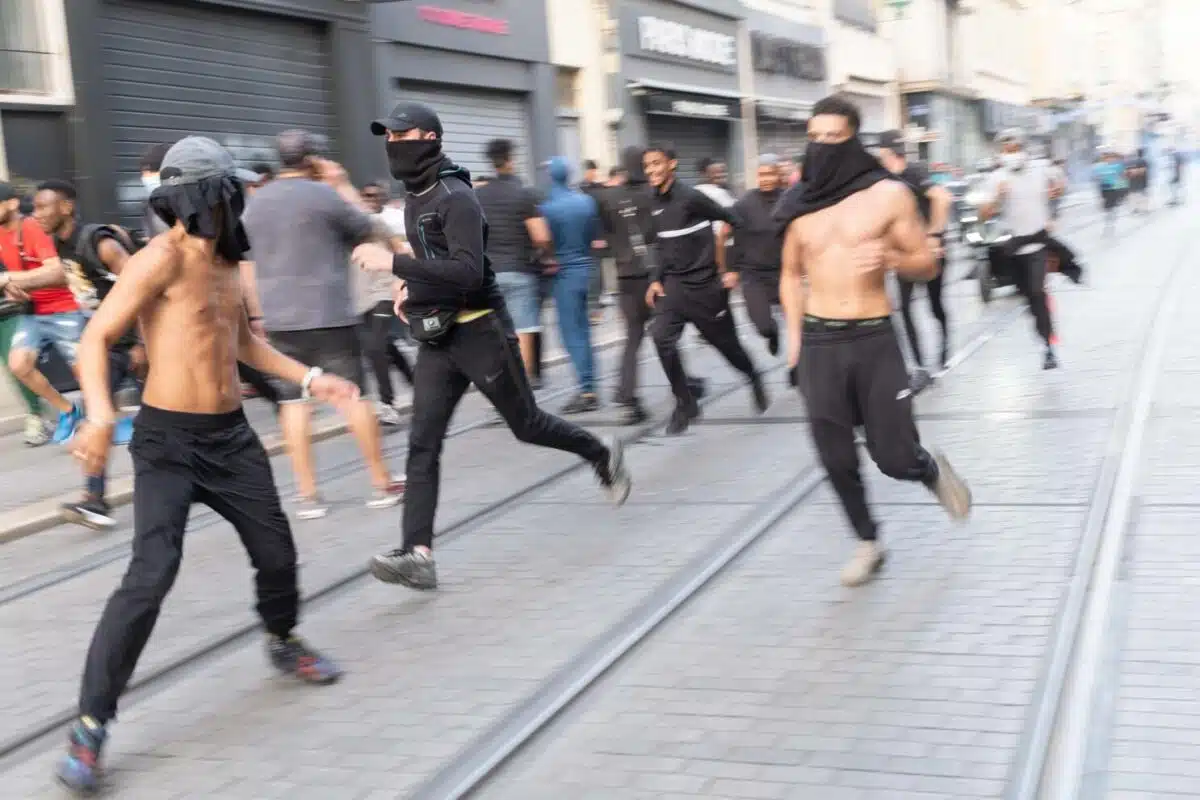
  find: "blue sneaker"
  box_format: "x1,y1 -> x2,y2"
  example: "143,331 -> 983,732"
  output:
56,716 -> 106,794
112,416 -> 134,446
267,635 -> 343,685
52,403 -> 83,444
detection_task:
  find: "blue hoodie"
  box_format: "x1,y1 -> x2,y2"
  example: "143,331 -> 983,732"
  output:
540,157 -> 598,270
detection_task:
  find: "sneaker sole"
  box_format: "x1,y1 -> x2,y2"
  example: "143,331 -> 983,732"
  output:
934,453 -> 972,520
62,508 -> 117,531
296,508 -> 329,520
841,551 -> 887,587
369,557 -> 436,590
366,495 -> 403,510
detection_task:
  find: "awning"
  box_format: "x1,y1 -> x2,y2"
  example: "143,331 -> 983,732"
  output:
627,79 -> 743,101
631,81 -> 742,121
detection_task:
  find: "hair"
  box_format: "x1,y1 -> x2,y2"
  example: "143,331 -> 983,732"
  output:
251,162 -> 275,180
644,143 -> 676,161
36,179 -> 77,202
697,157 -> 714,173
811,94 -> 862,134
608,166 -> 623,179
140,142 -> 172,173
583,159 -> 598,171
277,130 -> 327,169
485,139 -> 514,169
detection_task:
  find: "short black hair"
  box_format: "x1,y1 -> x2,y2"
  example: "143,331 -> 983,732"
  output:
251,162 -> 275,180
583,159 -> 598,171
140,142 -> 172,173
277,130 -> 329,169
644,144 -> 676,161
697,157 -> 714,173
36,179 -> 77,201
485,139 -> 513,169
811,94 -> 862,134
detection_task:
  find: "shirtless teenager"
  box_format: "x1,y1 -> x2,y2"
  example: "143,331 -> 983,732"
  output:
774,96 -> 972,587
57,138 -> 350,795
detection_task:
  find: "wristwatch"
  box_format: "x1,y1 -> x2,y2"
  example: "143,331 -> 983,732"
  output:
301,366 -> 323,400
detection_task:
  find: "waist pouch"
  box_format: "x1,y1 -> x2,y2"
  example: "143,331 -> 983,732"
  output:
408,307 -> 458,344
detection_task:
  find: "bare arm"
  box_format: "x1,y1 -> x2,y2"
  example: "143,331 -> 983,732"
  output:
715,223 -> 731,273
780,219 -> 806,369
235,306 -> 310,385
926,185 -> 953,235
77,243 -> 179,424
886,185 -> 937,280
524,216 -> 552,252
96,238 -> 131,275
238,260 -> 264,320
3,258 -> 67,290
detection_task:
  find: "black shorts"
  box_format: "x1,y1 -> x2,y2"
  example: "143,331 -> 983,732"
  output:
267,325 -> 364,403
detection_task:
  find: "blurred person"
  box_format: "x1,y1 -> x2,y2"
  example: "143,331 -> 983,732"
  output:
237,166 -> 282,407
55,138 -> 349,795
728,154 -> 786,355
695,157 -> 737,209
579,160 -> 610,320
774,95 -> 971,587
353,102 -> 630,591
1093,150 -> 1127,236
1127,147 -> 1150,214
139,143 -> 173,240
1047,158 -> 1067,220
240,129 -> 404,520
1169,147 -> 1186,205
476,139 -> 551,380
541,157 -> 601,413
0,182 -> 46,442
580,160 -> 604,192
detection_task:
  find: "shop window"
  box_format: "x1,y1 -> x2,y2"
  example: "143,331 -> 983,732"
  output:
0,0 -> 70,100
556,68 -> 579,112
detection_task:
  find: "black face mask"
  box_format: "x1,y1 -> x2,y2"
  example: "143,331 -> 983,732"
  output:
386,140 -> 444,190
801,137 -> 881,196
149,174 -> 249,264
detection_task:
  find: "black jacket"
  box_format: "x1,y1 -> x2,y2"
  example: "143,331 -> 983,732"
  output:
648,179 -> 738,286
392,163 -> 504,315
730,189 -> 783,273
597,182 -> 656,279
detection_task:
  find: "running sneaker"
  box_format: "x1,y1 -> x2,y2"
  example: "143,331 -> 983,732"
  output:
377,402 -> 404,426
61,497 -> 117,531
112,416 -> 134,446
841,542 -> 886,587
1043,348 -> 1059,371
24,414 -> 48,447
686,376 -> 708,399
293,495 -> 329,520
665,400 -> 700,436
370,547 -> 437,590
267,635 -> 342,685
595,437 -> 632,505
366,477 -> 405,509
56,716 -> 106,794
561,393 -> 600,415
619,402 -> 649,426
52,402 -> 83,444
928,450 -> 972,521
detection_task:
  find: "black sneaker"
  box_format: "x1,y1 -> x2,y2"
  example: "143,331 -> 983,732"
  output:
750,373 -> 769,414
561,393 -> 600,415
1043,349 -> 1059,370
665,400 -> 700,436
595,437 -> 632,505
267,635 -> 342,685
370,547 -> 438,589
619,402 -> 649,426
686,376 -> 708,399
766,331 -> 780,356
61,497 -> 117,531
56,716 -> 106,794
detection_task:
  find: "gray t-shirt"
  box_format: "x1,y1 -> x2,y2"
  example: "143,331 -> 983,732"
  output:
985,159 -> 1052,255
242,178 -> 373,332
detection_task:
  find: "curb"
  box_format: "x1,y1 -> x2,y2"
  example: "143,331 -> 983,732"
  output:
0,335 -> 624,546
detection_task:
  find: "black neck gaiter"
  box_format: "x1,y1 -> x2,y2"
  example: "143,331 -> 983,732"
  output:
387,140 -> 445,192
772,137 -> 890,227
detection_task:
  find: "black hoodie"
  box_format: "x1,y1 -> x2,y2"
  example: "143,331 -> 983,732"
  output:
596,147 -> 657,279
392,160 -> 505,315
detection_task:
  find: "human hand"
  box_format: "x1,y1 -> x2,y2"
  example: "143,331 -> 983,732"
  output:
645,281 -> 665,308
4,283 -> 29,303
850,241 -> 885,274
392,280 -> 408,322
352,242 -> 395,272
71,419 -> 114,477
721,271 -> 740,290
314,158 -> 348,186
308,373 -> 361,410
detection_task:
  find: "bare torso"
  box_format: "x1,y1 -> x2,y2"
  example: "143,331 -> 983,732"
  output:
791,181 -> 897,320
139,232 -> 245,414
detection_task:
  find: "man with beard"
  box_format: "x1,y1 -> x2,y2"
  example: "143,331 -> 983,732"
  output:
352,102 -> 631,591
56,137 -> 350,794
774,95 -> 971,587
727,154 -> 786,356
643,145 -> 768,435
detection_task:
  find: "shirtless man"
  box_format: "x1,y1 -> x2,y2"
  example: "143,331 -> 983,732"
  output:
57,137 -> 350,795
774,95 -> 972,587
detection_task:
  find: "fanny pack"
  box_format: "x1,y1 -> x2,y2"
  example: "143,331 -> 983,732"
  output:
407,307 -> 458,344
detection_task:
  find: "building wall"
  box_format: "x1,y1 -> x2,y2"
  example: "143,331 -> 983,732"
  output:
546,0 -> 614,170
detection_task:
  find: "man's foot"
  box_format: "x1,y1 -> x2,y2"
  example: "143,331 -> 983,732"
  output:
928,451 -> 972,521
766,331 -> 780,356
366,477 -> 406,509
62,497 -> 117,531
665,400 -> 700,436
687,376 -> 707,399
561,393 -> 600,415
267,635 -> 342,685
1043,349 -> 1059,370
370,547 -> 437,589
619,402 -> 649,426
377,402 -> 404,426
112,416 -> 134,446
595,436 -> 632,505
293,494 -> 329,520
23,414 -> 48,447
841,542 -> 886,587
750,373 -> 769,414
52,402 -> 83,444
56,716 -> 106,794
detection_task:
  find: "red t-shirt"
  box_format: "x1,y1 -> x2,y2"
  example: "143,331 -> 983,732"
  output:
0,217 -> 78,315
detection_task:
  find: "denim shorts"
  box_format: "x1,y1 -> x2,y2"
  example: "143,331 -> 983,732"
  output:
495,270 -> 542,333
11,311 -> 88,366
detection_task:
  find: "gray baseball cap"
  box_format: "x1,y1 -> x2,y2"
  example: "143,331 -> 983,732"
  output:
159,136 -> 260,186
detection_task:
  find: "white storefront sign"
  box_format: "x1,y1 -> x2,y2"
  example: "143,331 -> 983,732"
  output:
637,16 -> 735,68
672,100 -> 729,118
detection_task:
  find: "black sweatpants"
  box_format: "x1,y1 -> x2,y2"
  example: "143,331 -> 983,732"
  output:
651,277 -> 757,406
740,270 -> 780,342
402,313 -> 608,551
238,361 -> 280,408
615,275 -> 650,405
796,317 -> 939,542
1011,248 -> 1054,346
361,299 -> 414,405
79,406 -> 299,724
897,259 -> 948,367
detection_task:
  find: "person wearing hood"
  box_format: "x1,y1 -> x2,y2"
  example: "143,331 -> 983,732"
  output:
773,94 -> 971,588
352,103 -> 631,592
728,154 -> 787,356
541,157 -> 601,413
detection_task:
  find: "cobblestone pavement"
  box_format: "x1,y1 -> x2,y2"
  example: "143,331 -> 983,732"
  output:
0,200 -> 1177,799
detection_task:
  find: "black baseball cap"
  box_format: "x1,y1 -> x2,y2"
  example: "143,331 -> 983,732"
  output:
370,103 -> 442,138
876,130 -> 905,154
0,182 -> 17,203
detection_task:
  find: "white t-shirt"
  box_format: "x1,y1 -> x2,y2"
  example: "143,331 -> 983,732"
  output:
986,159 -> 1052,254
351,205 -> 408,313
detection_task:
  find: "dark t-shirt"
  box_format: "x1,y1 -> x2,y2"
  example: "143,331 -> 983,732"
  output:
475,174 -> 540,274
896,163 -> 935,223
56,224 -> 138,348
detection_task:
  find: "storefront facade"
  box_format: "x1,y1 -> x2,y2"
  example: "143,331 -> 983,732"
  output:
64,0 -> 374,227
613,0 -> 745,186
901,90 -> 987,167
372,1 -> 554,186
744,10 -> 826,163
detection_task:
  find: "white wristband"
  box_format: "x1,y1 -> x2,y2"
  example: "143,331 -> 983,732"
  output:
301,366 -> 323,400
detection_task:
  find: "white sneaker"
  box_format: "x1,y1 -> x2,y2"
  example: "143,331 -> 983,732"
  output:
24,415 -> 48,447
293,495 -> 329,520
377,403 -> 404,426
366,476 -> 405,509
840,542 -> 885,587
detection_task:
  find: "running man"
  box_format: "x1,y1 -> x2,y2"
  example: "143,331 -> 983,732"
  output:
728,154 -> 786,356
57,137 -> 348,794
774,95 -> 971,587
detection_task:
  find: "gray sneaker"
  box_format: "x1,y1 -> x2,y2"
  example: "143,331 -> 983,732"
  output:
293,495 -> 330,520
596,436 -> 632,506
370,548 -> 437,590
23,415 -> 48,447
929,451 -> 971,520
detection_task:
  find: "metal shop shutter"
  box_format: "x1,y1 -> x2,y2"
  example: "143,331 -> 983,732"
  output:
645,116 -> 731,187
392,85 -> 533,184
757,121 -> 807,164
99,0 -> 334,227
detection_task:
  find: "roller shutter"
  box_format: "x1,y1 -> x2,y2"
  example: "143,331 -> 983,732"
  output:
391,85 -> 533,183
757,120 -> 807,163
644,116 -> 731,186
99,0 -> 334,227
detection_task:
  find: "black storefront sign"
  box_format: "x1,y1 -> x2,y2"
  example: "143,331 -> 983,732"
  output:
643,91 -> 740,120
750,32 -> 825,83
